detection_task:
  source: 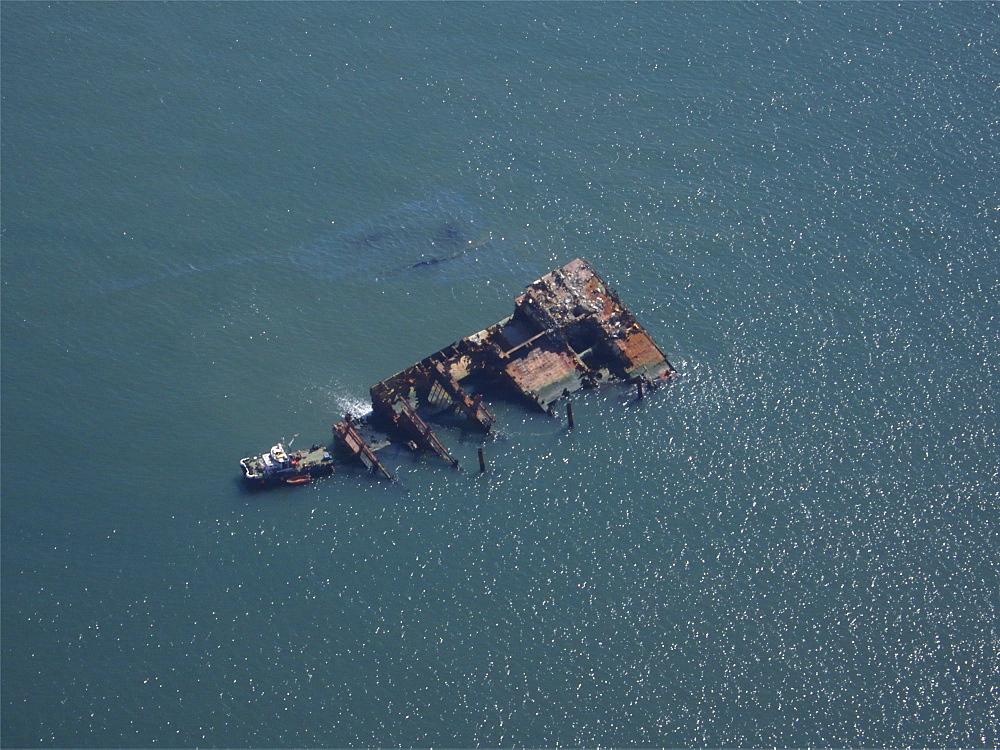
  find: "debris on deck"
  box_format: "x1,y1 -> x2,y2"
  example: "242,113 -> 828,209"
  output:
332,258 -> 675,480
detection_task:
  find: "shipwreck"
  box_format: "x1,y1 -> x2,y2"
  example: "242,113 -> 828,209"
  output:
241,258 -> 675,485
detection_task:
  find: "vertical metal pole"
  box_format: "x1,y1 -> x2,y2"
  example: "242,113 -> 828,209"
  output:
478,446 -> 486,473
566,403 -> 575,429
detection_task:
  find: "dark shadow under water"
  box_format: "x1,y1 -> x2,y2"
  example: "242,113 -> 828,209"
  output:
97,190 -> 540,295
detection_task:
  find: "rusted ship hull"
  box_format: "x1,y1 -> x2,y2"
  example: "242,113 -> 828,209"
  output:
333,258 -> 674,479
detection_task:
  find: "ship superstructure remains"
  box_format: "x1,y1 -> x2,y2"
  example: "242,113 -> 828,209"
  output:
241,258 -> 674,486
330,258 -> 675,481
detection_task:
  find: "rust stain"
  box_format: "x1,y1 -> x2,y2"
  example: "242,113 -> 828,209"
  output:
332,258 -> 675,479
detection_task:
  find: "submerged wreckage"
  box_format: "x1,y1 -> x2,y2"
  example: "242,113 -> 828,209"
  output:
241,258 -> 675,485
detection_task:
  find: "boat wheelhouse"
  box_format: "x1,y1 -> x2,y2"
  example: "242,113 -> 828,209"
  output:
240,442 -> 335,486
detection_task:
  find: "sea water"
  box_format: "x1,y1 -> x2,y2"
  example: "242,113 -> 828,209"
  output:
2,3 -> 997,746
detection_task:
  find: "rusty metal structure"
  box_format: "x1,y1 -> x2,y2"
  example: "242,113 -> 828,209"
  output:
331,258 -> 675,479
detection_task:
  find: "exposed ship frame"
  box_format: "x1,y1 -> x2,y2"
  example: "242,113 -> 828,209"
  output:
240,258 -> 675,486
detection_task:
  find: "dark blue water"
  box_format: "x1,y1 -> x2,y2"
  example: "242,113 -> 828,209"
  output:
3,3 -> 998,746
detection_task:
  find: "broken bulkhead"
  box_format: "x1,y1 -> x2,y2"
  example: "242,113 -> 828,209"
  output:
329,257 -> 675,481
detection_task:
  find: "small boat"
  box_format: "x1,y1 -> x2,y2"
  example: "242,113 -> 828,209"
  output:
240,442 -> 335,486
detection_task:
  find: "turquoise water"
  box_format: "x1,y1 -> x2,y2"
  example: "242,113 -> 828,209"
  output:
2,3 -> 997,746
